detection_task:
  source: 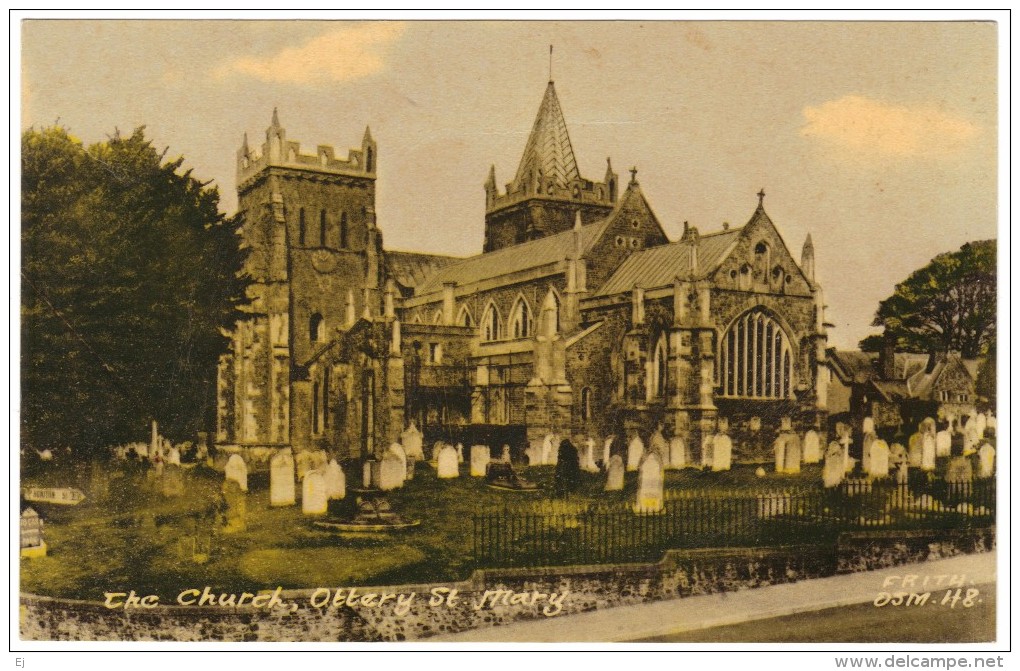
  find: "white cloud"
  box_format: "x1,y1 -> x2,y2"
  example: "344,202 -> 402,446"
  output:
214,22 -> 405,85
801,95 -> 978,157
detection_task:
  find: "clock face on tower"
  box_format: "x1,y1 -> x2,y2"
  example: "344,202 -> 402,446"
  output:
311,249 -> 337,274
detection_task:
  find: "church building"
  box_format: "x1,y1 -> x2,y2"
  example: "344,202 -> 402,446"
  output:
215,79 -> 829,464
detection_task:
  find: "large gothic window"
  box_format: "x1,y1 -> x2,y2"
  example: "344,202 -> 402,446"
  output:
481,303 -> 502,342
509,297 -> 532,339
720,309 -> 793,398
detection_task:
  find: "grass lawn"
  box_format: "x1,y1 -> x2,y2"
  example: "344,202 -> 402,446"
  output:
20,458 -> 827,600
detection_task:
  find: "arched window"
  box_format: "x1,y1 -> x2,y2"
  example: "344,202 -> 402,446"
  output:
457,305 -> 474,327
481,303 -> 502,341
298,208 -> 306,246
319,210 -> 327,247
580,387 -> 592,421
432,310 -> 443,325
339,212 -> 348,248
510,297 -> 532,339
648,335 -> 668,400
309,313 -> 325,343
720,309 -> 793,398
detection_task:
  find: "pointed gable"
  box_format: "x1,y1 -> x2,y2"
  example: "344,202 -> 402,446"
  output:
511,81 -> 581,191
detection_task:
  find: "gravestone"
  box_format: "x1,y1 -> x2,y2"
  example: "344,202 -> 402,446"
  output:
437,445 -> 459,479
711,434 -> 733,472
401,422 -> 425,460
604,455 -> 625,491
867,440 -> 890,479
635,452 -> 664,513
323,459 -> 345,500
553,440 -> 582,496
935,430 -> 952,458
626,436 -> 644,472
539,434 -> 555,466
920,417 -> 937,437
889,443 -> 908,467
525,440 -> 543,467
302,470 -> 328,515
20,507 -> 46,557
701,434 -> 714,469
861,433 -> 876,473
907,432 -> 924,467
470,445 -> 491,477
270,449 -> 296,506
166,446 -> 181,466
501,445 -> 512,463
921,434 -> 937,471
668,436 -> 687,469
945,457 -> 973,485
823,442 -> 845,488
602,436 -> 614,467
431,441 -> 446,462
222,479 -> 246,533
963,421 -> 980,454
224,454 -> 248,492
977,443 -> 995,478
162,464 -> 185,496
581,439 -> 599,473
311,450 -> 330,471
862,416 -> 875,435
896,461 -> 910,485
803,430 -> 821,464
379,449 -> 406,491
975,413 -> 987,439
387,442 -> 408,480
295,450 -> 314,480
774,436 -> 787,473
783,434 -> 802,474
649,428 -> 669,461
456,443 -> 465,464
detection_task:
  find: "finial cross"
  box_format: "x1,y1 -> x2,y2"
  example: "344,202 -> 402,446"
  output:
757,188 -> 766,206
630,166 -> 638,183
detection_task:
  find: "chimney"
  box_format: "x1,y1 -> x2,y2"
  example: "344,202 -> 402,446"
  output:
880,332 -> 897,379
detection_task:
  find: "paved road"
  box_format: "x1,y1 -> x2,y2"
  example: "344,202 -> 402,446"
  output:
429,552 -> 997,642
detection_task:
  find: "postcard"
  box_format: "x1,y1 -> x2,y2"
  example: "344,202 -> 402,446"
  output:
15,15 -> 1005,654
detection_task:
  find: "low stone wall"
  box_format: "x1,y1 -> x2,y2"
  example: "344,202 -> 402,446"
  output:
20,527 -> 994,642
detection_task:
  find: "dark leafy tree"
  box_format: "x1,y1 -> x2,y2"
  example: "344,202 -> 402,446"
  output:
862,240 -> 995,359
22,126 -> 247,455
553,439 -> 582,497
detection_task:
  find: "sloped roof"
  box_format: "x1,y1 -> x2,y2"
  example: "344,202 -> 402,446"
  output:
414,217 -> 613,296
512,81 -> 581,191
829,350 -> 879,384
386,250 -> 462,289
870,379 -> 910,402
595,227 -> 742,296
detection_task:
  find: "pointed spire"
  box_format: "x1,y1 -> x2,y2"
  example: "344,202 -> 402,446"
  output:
241,132 -> 249,153
511,81 -> 581,192
801,233 -> 816,284
485,164 -> 496,189
363,125 -> 374,143
271,107 -> 281,128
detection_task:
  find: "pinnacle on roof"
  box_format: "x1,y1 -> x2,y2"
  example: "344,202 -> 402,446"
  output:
803,232 -> 814,253
363,125 -> 374,142
511,81 -> 581,192
271,107 -> 281,128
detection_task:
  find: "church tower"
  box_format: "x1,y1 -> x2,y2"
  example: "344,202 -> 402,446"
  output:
483,81 -> 618,252
218,109 -> 381,451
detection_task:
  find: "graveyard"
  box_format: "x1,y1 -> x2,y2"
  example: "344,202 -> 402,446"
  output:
20,419 -> 997,603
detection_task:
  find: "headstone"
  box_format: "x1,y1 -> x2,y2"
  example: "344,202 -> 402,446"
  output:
553,440 -> 582,496
541,434 -> 555,466
945,457 -> 973,485
323,459 -> 345,500
861,433 -> 876,473
295,450 -> 314,479
162,464 -> 185,496
224,454 -> 248,492
470,445 -> 491,477
501,445 -> 512,463
626,436 -> 644,472
387,442 -> 408,480
920,417 -> 937,436
20,508 -> 46,557
525,440 -> 543,467
977,443 -> 995,478
822,442 -> 844,488
302,470 -> 328,515
602,436 -> 614,467
635,452 -> 664,513
401,422 -> 425,460
935,430 -> 952,458
311,449 -> 329,471
437,445 -> 459,478
649,428 -> 669,461
222,479 -> 246,533
867,440 -> 890,479
975,413 -> 987,438
774,436 -> 787,473
456,443 -> 465,464
701,434 -> 714,469
803,430 -> 821,464
862,416 -> 875,435
963,421 -> 980,454
783,434 -> 802,474
889,443 -> 908,467
605,454 -> 625,491
166,447 -> 181,466
711,434 -> 732,471
379,449 -> 406,491
907,432 -> 924,467
431,441 -> 446,463
921,434 -> 937,471
581,439 -> 599,473
270,449 -> 296,506
668,436 -> 687,469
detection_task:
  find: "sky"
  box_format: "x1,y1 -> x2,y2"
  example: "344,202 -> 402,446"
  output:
19,18 -> 1000,350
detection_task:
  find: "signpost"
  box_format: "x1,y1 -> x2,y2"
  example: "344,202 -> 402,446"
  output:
22,487 -> 86,506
